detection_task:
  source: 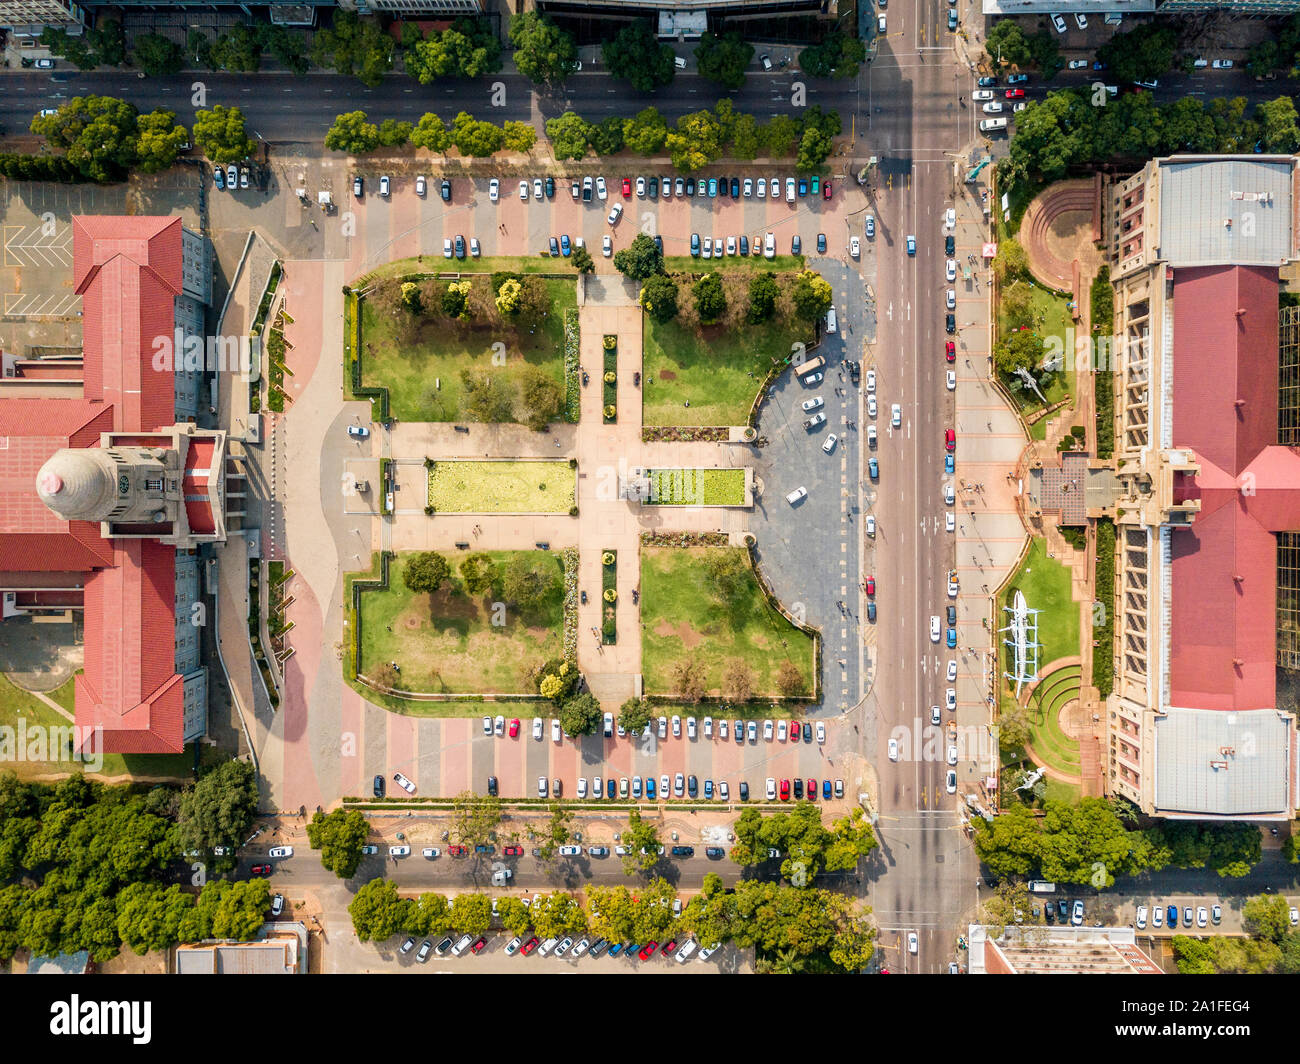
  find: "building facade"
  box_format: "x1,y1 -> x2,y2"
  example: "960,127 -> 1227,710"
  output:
0,0 -> 84,32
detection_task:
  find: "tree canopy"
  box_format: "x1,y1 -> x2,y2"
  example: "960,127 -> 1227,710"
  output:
603,22 -> 675,92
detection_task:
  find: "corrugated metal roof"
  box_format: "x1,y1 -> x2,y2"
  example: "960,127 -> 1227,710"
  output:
1154,707 -> 1291,816
1159,158 -> 1293,266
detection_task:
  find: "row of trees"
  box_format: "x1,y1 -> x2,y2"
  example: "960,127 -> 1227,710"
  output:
325,109 -> 536,157
1174,894 -> 1300,974
974,798 -> 1264,885
546,101 -> 841,173
0,765 -> 264,961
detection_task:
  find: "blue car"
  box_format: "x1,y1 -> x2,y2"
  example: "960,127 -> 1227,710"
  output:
704,779 -> 714,799
1167,905 -> 1178,929
947,9 -> 957,29
907,235 -> 916,255
822,779 -> 832,799
708,177 -> 718,197
606,778 -> 616,799
868,457 -> 879,479
946,628 -> 957,649
646,776 -> 656,800
560,234 -> 571,257
608,942 -> 624,957
945,454 -> 955,474
690,233 -> 700,257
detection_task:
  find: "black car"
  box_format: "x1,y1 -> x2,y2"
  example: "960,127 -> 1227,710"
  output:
867,601 -> 876,622
1044,904 -> 1055,924
739,235 -> 749,256
454,234 -> 465,259
946,313 -> 956,334
802,722 -> 813,743
731,177 -> 740,198
545,175 -> 555,199
705,847 -> 725,859
654,235 -> 664,255
648,176 -> 659,198
739,781 -> 750,801
487,775 -> 498,796
793,779 -> 804,799
687,775 -> 698,798
440,179 -> 451,202
792,234 -> 802,254
588,939 -> 608,957
685,177 -> 696,196
434,936 -> 455,956
671,845 -> 695,857
1057,898 -> 1069,920
717,177 -> 728,198
945,234 -> 956,256
848,360 -> 861,384
816,233 -> 827,253
947,604 -> 957,625
373,775 -> 385,797
549,236 -> 560,256
735,724 -> 744,745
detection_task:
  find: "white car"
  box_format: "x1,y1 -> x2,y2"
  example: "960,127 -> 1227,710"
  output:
866,515 -> 875,536
552,719 -> 562,742
414,175 -> 426,197
849,236 -> 860,258
482,716 -> 492,735
930,616 -> 941,642
982,101 -> 1004,114
674,773 -> 685,796
763,720 -> 774,741
946,258 -> 957,281
607,203 -> 623,225
867,395 -> 878,418
785,177 -> 796,203
1073,12 -> 1087,29
660,774 -> 670,796
777,720 -> 787,742
379,175 -> 391,197
537,776 -> 548,798
1152,905 -> 1163,928
268,846 -> 293,859
596,176 -> 607,199
672,715 -> 681,737
891,403 -> 901,427
972,89 -> 994,102
766,778 -> 777,800
504,936 -> 522,956
1196,906 -> 1208,928
944,208 -> 956,230
756,178 -> 766,199
948,573 -> 959,598
532,717 -> 543,740
603,711 -> 614,737
944,483 -> 955,506
947,660 -> 957,682
743,177 -> 753,197
518,180 -> 529,201
946,289 -> 956,310
658,716 -> 668,738
726,236 -> 736,256
866,369 -> 876,393
802,396 -> 824,412
422,847 -> 439,859
931,705 -> 941,726
389,845 -> 410,858
577,777 -> 588,798
1212,59 -> 1233,70
816,722 -> 825,744
719,781 -> 729,800
489,178 -> 499,202
946,770 -> 957,793
687,717 -> 697,739
1050,12 -> 1067,33
1136,905 -> 1148,929
947,370 -> 957,391
703,716 -> 713,738
907,931 -> 918,954
636,176 -> 646,197
888,738 -> 899,761
442,238 -> 452,259
558,845 -> 582,856
822,434 -> 838,454
947,744 -> 958,766
719,720 -> 729,740
494,715 -> 505,735
946,512 -> 956,532
393,772 -> 415,794
769,178 -> 780,198
470,238 -> 480,257
602,234 -> 612,257
592,776 -> 602,798
533,178 -> 543,199
1291,907 -> 1299,926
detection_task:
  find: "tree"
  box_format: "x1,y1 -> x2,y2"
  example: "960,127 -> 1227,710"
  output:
257,22 -> 311,75
305,807 -> 369,879
761,114 -> 801,157
377,118 -> 412,148
180,879 -> 271,943
546,112 -> 593,161
585,885 -> 641,944
1095,23 -> 1176,84
30,95 -> 142,182
731,113 -> 761,159
747,272 -> 779,324
775,659 -> 804,697
450,112 -> 505,156
459,553 -> 497,596
442,280 -> 470,319
406,19 -> 501,82
1242,894 -> 1291,943
588,116 -> 625,156
721,660 -> 752,704
176,759 -> 259,857
497,897 -> 532,939
518,365 -> 563,431
998,704 -> 1031,750
640,273 -> 679,324
693,272 -> 727,324
618,697 -> 653,734
535,658 -> 579,703
515,276 -> 553,329
210,24 -> 261,73
348,878 -> 412,942
449,892 -> 492,935
403,551 -> 451,595
570,245 -> 595,275
39,28 -> 97,70
620,810 -> 664,876
622,107 -> 668,155
695,31 -> 752,90
796,125 -> 835,173
985,21 -> 1033,68
995,329 -> 1045,376
407,892 -> 450,938
502,121 -> 537,153
460,368 -> 514,424
502,553 -> 554,609
400,282 -> 422,314
671,659 -> 706,702
509,12 -> 578,85
534,801 -> 574,861
193,104 -> 256,164
452,790 -> 502,846
411,112 -> 450,153
798,31 -> 866,79
614,233 -> 663,281
530,891 -> 587,939
116,883 -> 193,956
312,11 -> 394,87
704,549 -> 751,607
1258,96 -> 1300,154
603,22 -> 675,92
559,692 -> 602,737
667,109 -> 725,172
133,33 -> 184,77
791,269 -> 833,322
88,17 -> 126,66
325,110 -> 380,154
495,278 -> 522,315
135,110 -> 190,174
1000,280 -> 1034,329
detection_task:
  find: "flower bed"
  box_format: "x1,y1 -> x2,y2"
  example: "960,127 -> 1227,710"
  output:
601,548 -> 617,645
639,530 -> 730,547
562,546 -> 579,663
641,426 -> 729,443
646,468 -> 746,506
563,307 -> 581,424
603,335 -> 617,423
426,460 -> 576,513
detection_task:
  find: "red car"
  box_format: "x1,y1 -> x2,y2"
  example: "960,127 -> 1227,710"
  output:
503,845 -> 523,856
249,864 -> 272,876
621,177 -> 631,198
1005,88 -> 1024,99
945,428 -> 956,452
945,341 -> 956,362
807,778 -> 817,799
865,575 -> 875,596
520,936 -> 540,955
448,845 -> 468,857
470,936 -> 487,954
508,718 -> 520,737
822,180 -> 832,200
779,779 -> 791,801
660,939 -> 678,955
638,941 -> 659,960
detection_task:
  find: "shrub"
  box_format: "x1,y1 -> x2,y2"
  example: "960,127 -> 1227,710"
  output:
603,588 -> 617,602
604,370 -> 616,384
603,334 -> 617,350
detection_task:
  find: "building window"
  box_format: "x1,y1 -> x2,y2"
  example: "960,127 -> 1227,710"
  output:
145,478 -> 163,492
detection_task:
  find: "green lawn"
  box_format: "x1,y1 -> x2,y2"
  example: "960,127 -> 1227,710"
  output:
647,468 -> 746,506
1000,285 -> 1076,439
1025,666 -> 1083,775
642,290 -> 815,427
640,547 -> 815,700
357,276 -> 575,423
358,551 -> 564,694
360,256 -> 578,283
427,460 -> 575,513
663,254 -> 806,274
1001,537 -> 1081,679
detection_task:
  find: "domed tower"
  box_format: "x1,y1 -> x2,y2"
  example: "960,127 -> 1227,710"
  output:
36,445 -> 176,529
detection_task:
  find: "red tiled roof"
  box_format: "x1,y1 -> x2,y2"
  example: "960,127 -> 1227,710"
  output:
183,437 -> 217,536
1167,265 -> 1300,711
